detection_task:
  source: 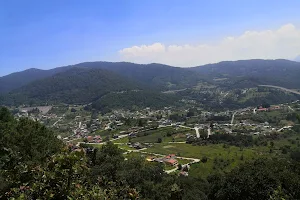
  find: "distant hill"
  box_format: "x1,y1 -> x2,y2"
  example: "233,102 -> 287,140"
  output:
1,59 -> 300,110
70,62 -> 206,89
190,59 -> 300,88
92,90 -> 180,112
1,67 -> 181,110
0,62 -> 205,94
1,68 -> 143,105
0,66 -> 72,94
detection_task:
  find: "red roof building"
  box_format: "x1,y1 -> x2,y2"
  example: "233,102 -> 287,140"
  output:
166,159 -> 178,166
87,136 -> 93,142
258,108 -> 268,112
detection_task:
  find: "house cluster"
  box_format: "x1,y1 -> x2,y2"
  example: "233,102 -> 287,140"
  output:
129,142 -> 153,149
85,135 -> 102,143
15,106 -> 56,121
257,105 -> 281,112
130,142 -> 144,149
150,154 -> 179,166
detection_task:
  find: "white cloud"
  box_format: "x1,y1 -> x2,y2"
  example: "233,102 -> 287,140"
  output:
119,23 -> 300,67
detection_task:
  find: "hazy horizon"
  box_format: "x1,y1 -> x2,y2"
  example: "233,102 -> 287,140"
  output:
2,57 -> 300,78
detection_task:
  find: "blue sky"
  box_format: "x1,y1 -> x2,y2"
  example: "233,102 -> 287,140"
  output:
1,0 -> 300,76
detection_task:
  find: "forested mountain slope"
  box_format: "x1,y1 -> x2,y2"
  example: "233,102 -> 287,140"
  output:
71,62 -> 206,89
0,62 -> 205,94
190,59 -> 300,88
2,59 -> 300,95
0,67 -> 180,110
1,59 -> 300,109
1,68 -> 143,105
0,67 -> 71,94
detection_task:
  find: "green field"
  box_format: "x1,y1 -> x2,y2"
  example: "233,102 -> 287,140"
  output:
131,127 -> 191,143
144,143 -> 256,159
144,143 -> 265,177
113,136 -> 129,143
118,144 -> 136,151
83,125 -> 300,179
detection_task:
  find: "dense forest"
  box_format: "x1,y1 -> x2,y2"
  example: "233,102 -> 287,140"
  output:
191,59 -> 300,88
0,62 -> 205,94
1,59 -> 300,111
0,68 -> 144,106
91,90 -> 181,113
1,59 -> 300,94
1,107 -> 300,199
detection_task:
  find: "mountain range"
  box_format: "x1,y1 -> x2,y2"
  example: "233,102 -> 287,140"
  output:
1,59 -> 300,110
191,59 -> 300,89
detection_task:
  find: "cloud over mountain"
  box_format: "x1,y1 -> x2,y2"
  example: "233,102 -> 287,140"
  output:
295,55 -> 300,62
119,24 -> 300,67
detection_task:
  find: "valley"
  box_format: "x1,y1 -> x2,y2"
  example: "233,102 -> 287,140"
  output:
11,97 -> 300,177
1,59 -> 300,199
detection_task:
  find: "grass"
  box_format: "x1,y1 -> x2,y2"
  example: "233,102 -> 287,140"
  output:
93,129 -> 120,137
238,89 -> 269,103
68,138 -> 84,144
113,136 -> 129,143
131,127 -> 191,143
87,143 -> 103,148
117,144 -> 136,151
87,129 -> 300,179
177,158 -> 192,165
144,143 -> 266,178
164,164 -> 177,171
145,143 -> 256,159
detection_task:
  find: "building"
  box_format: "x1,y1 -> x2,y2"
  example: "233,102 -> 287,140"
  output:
257,108 -> 268,112
179,171 -> 189,177
165,159 -> 178,166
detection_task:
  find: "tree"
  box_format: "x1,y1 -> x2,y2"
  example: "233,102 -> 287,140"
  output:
182,165 -> 189,172
290,150 -> 300,162
200,129 -> 208,139
240,154 -> 244,160
208,159 -> 300,200
201,156 -> 208,163
7,149 -> 139,200
0,107 -> 13,122
124,118 -> 132,126
187,109 -> 195,117
177,177 -> 209,200
262,102 -> 271,108
103,136 -> 110,142
0,108 -> 63,195
138,119 -> 145,127
178,164 -> 182,170
92,142 -> 124,182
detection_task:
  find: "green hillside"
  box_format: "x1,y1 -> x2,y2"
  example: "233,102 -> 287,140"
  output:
1,68 -> 143,106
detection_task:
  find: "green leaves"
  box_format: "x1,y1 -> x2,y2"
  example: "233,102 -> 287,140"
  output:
208,158 -> 300,200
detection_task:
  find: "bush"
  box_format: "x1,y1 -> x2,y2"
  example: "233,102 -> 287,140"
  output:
201,156 -> 208,163
157,137 -> 162,143
178,164 -> 182,170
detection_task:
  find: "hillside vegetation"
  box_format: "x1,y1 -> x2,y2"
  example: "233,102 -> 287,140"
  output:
1,59 -> 300,110
191,59 -> 300,89
2,68 -> 143,105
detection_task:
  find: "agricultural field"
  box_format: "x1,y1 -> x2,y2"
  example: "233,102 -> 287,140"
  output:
142,132 -> 300,178
113,136 -> 129,143
131,127 -> 191,143
143,143 -> 257,177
